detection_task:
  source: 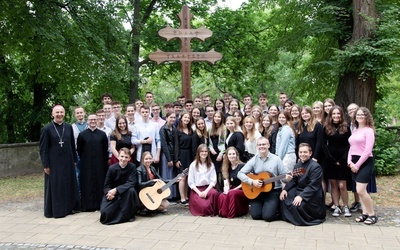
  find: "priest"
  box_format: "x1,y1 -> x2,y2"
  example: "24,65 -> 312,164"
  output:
280,143 -> 326,226
77,114 -> 109,211
39,105 -> 80,218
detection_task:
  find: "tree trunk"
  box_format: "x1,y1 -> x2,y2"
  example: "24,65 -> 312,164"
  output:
129,0 -> 141,103
31,78 -> 44,142
334,0 -> 377,113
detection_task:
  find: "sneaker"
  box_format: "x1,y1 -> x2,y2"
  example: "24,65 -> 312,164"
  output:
343,206 -> 352,217
350,202 -> 361,213
330,204 -> 337,211
332,206 -> 342,217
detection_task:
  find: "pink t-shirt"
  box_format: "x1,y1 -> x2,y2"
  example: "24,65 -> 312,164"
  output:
347,127 -> 375,170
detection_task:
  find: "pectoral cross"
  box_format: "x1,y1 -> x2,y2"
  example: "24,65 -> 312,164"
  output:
59,140 -> 64,147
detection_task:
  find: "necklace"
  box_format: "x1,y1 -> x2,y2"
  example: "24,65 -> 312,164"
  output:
52,122 -> 65,147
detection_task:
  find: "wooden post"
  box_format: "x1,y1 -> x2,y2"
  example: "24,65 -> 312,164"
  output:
149,5 -> 222,100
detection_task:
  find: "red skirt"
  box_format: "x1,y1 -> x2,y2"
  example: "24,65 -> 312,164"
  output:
189,186 -> 219,216
218,189 -> 249,218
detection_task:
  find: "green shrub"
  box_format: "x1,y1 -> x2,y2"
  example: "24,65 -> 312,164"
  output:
373,113 -> 400,176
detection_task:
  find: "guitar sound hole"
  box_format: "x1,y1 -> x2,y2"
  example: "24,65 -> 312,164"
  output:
157,189 -> 162,194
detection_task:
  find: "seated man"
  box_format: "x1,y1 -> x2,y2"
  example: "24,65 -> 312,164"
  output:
280,143 -> 326,226
100,148 -> 140,225
238,137 -> 289,222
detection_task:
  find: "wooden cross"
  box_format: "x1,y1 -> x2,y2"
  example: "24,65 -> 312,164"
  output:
149,5 -> 222,100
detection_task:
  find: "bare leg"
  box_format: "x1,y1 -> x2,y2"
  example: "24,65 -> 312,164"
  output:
179,176 -> 187,202
330,179 -> 340,206
356,182 -> 374,215
338,180 -> 349,207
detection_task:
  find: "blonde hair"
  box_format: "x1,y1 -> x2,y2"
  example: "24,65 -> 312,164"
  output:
243,116 -> 257,142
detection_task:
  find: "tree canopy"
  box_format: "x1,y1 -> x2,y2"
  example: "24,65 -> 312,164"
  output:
1,0 -> 399,143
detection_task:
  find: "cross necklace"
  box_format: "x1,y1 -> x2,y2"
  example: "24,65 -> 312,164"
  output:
53,122 -> 65,147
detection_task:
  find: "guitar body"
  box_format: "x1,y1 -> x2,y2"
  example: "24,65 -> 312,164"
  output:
242,172 -> 275,199
139,181 -> 171,210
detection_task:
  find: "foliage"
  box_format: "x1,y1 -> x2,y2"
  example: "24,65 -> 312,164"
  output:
373,111 -> 400,175
1,0 -> 400,143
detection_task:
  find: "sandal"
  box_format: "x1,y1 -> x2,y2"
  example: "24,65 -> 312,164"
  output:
355,214 -> 368,222
364,215 -> 378,225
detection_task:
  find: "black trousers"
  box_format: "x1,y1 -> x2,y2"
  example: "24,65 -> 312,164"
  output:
250,188 -> 281,222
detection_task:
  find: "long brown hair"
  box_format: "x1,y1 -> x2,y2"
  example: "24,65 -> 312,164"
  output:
276,110 -> 296,136
354,107 -> 375,131
325,106 -> 348,135
177,111 -> 192,134
193,144 -> 213,172
221,147 -> 243,180
209,111 -> 226,137
260,114 -> 274,137
112,115 -> 132,140
298,106 -> 318,134
195,117 -> 208,139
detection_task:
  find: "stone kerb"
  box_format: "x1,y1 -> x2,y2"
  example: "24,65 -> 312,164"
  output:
0,142 -> 42,177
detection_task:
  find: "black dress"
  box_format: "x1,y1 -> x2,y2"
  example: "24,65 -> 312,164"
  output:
225,131 -> 245,162
192,132 -> 209,158
77,128 -> 109,211
110,133 -> 133,164
100,162 -> 140,225
174,129 -> 193,172
297,122 -> 324,161
280,159 -> 326,226
40,122 -> 80,218
323,126 -> 351,181
159,124 -> 178,199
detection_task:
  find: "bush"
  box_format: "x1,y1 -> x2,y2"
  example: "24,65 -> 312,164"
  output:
373,113 -> 400,176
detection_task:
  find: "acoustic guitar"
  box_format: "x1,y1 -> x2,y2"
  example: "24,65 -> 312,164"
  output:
139,168 -> 188,210
241,167 -> 305,199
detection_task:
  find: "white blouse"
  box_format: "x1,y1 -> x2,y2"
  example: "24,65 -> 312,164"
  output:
187,161 -> 217,189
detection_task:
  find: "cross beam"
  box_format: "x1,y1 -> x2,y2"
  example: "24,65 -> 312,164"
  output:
149,5 -> 222,99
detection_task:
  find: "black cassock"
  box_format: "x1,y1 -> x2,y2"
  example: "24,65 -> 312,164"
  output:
40,122 -> 80,218
77,128 -> 109,211
280,159 -> 326,226
100,162 -> 140,225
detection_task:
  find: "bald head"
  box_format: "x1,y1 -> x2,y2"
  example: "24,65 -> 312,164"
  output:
52,105 -> 65,124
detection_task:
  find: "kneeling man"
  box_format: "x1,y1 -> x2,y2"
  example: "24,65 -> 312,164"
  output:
280,143 -> 326,226
100,148 -> 140,225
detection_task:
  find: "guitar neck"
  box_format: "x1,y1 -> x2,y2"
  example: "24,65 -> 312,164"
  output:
263,174 -> 286,185
160,174 -> 180,192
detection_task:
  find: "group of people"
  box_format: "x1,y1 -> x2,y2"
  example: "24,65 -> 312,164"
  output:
39,91 -> 378,226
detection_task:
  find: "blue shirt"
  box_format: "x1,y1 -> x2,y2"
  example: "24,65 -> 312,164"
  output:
238,152 -> 286,189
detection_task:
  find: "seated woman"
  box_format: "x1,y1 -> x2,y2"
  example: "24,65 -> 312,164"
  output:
137,151 -> 170,212
188,144 -> 219,216
280,143 -> 326,226
100,148 -> 140,225
218,147 -> 249,218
